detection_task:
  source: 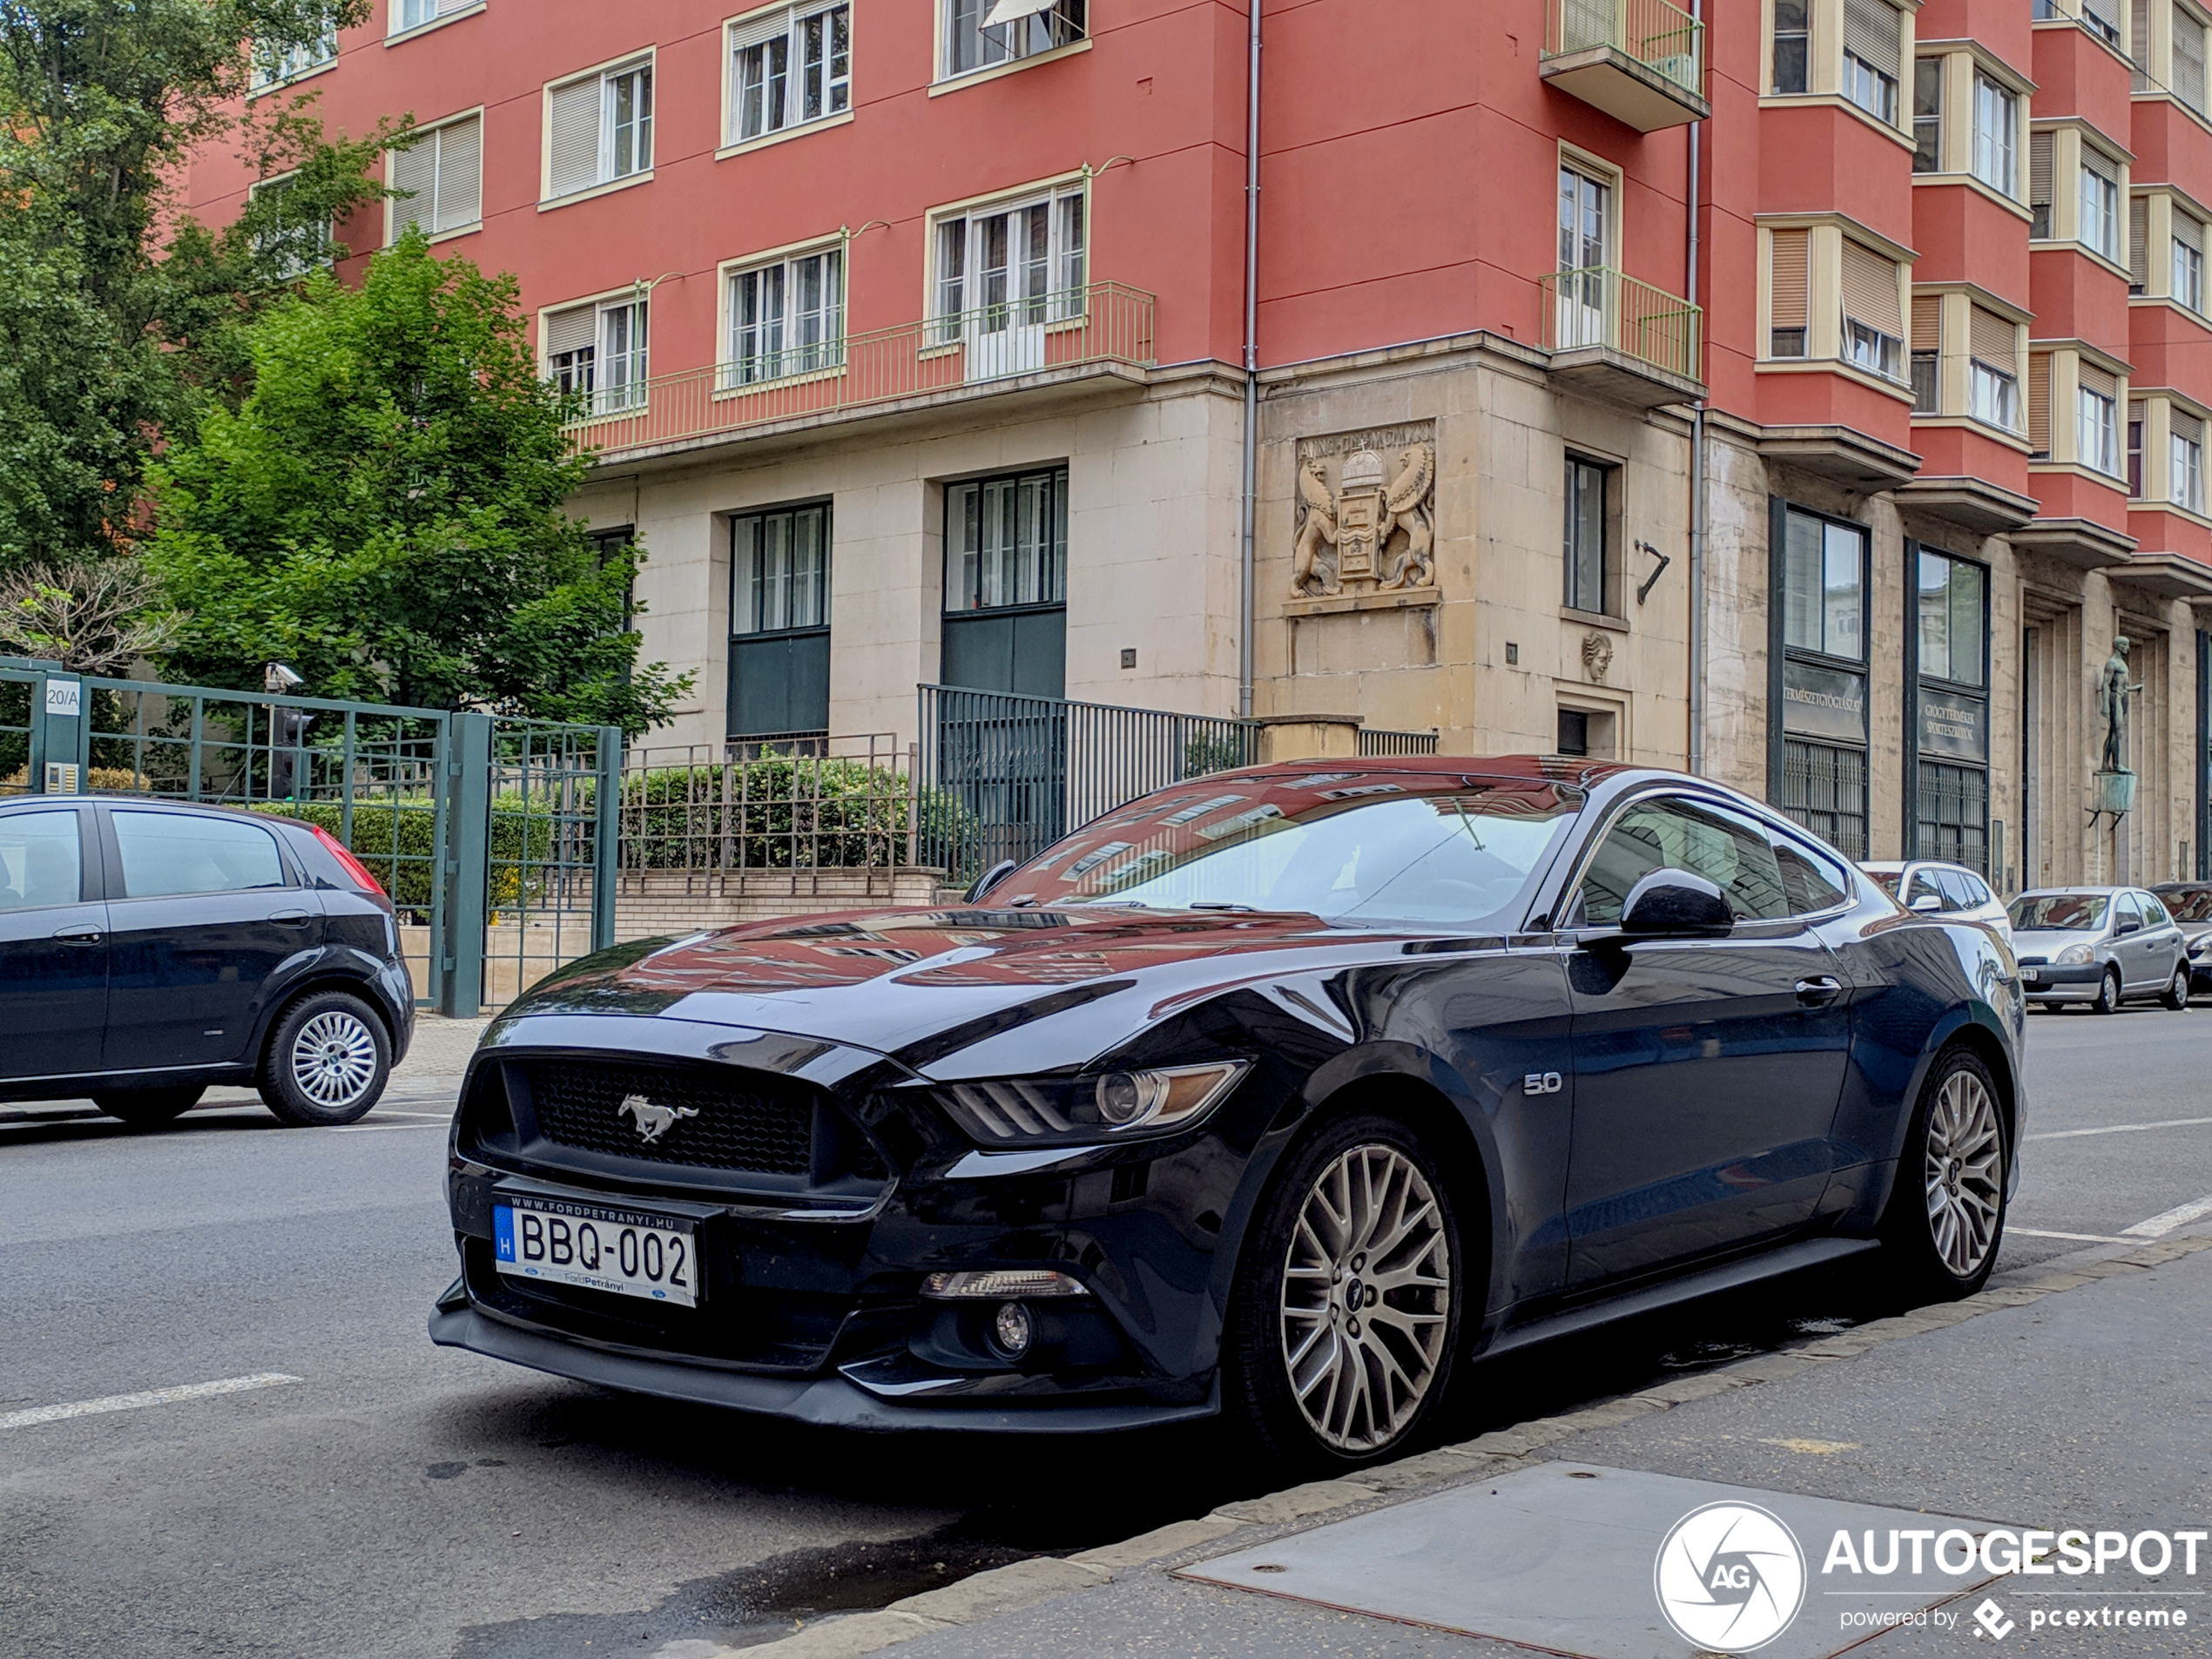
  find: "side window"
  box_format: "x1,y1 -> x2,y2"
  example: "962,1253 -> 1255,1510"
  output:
1933,869 -> 1980,912
112,812 -> 285,900
0,811 -> 84,912
1905,869 -> 1943,908
1775,838 -> 1851,914
2140,893 -> 2171,927
2114,891 -> 2143,929
1576,797 -> 1791,927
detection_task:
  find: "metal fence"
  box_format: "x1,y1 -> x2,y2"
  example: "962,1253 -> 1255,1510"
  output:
1359,728 -> 1441,758
917,685 -> 1261,880
570,281 -> 1157,463
1540,266 -> 1703,383
1546,0 -> 1703,95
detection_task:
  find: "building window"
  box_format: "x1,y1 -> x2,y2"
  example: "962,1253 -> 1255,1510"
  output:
394,0 -> 471,35
1912,350 -> 1939,409
2080,0 -> 2122,47
1563,456 -> 1613,615
2029,130 -> 2054,237
546,57 -> 653,200
1973,75 -> 2018,195
1843,0 -> 1903,124
729,503 -> 832,738
250,27 -> 337,91
1912,57 -> 1942,170
941,466 -> 1069,699
387,113 -> 482,240
247,173 -> 333,279
1769,227 -> 1810,357
1782,508 -> 1866,662
1776,503 -> 1871,860
2080,147 -> 2121,260
2174,408 -> 2206,510
2129,399 -> 2147,494
1917,550 -> 1986,688
2177,211 -> 2207,311
934,186 -> 1087,361
2176,4 -> 2209,113
2079,381 -> 2121,475
1841,239 -> 1905,381
1913,550 -> 1990,873
543,295 -> 649,415
1557,708 -> 1591,756
1555,162 -> 1615,348
728,3 -> 850,144
724,246 -> 845,387
942,0 -> 1085,80
1970,359 -> 2020,428
1771,0 -> 1810,91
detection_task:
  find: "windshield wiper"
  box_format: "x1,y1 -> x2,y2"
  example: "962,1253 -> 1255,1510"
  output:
1188,901 -> 1257,912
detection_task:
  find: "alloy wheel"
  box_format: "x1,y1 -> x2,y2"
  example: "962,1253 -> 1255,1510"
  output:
291,1010 -> 380,1109
1922,1069 -> 2003,1279
1278,1143 -> 1452,1453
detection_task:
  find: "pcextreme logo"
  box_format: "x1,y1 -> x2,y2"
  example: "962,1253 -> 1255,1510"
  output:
1653,1502 -> 1809,1652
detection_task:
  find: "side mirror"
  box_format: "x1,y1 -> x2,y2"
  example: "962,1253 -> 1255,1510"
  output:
1617,867 -> 1736,939
964,859 -> 1018,905
1910,894 -> 1943,914
2114,918 -> 2141,937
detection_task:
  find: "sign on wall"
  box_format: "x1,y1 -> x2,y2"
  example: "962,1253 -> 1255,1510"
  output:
1917,691 -> 1988,763
1780,660 -> 1866,744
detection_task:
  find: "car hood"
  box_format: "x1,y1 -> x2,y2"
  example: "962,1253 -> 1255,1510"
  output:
2010,927 -> 2104,956
492,906 -> 1471,1077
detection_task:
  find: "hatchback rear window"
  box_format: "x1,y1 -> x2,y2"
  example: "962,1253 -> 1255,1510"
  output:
2008,893 -> 2107,930
113,811 -> 285,899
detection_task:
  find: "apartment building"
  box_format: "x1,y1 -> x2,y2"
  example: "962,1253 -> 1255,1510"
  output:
187,0 -> 2212,887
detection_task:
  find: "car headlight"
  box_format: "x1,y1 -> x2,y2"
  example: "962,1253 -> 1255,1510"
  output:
2190,936 -> 2211,959
933,1060 -> 1250,1147
2055,942 -> 2094,965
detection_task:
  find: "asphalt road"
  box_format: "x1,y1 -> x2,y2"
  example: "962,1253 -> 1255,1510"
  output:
3,1006 -> 2207,1659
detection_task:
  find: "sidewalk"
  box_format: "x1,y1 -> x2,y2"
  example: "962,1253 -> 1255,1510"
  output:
692,1232 -> 2212,1659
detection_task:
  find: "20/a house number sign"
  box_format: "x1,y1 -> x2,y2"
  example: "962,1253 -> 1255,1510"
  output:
43,679 -> 80,717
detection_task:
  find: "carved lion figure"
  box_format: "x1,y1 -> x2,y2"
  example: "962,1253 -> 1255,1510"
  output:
1377,442 -> 1436,590
1291,456 -> 1339,596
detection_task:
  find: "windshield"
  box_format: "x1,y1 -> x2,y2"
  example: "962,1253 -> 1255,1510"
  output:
1865,870 -> 1903,897
988,772 -> 1584,927
2156,887 -> 2212,922
2009,893 -> 2108,931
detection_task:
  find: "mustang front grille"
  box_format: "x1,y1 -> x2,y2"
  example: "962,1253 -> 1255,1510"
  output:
521,1058 -> 820,1177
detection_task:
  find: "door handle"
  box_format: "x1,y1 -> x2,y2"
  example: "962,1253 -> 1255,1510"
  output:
267,909 -> 314,927
51,925 -> 103,944
1795,975 -> 1843,1007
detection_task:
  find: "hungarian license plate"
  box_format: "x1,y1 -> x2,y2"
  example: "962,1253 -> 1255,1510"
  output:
492,1195 -> 698,1308
2020,969 -> 2042,983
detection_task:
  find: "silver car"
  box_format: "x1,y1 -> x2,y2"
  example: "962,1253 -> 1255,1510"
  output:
1862,860 -> 2012,942
2150,882 -> 2212,996
2007,887 -> 2191,1013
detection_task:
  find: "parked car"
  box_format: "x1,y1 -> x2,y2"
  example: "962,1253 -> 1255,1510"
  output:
1860,860 -> 2011,941
0,797 -> 413,1127
2006,887 -> 2190,1013
2149,882 -> 2212,997
430,758 -> 2023,1470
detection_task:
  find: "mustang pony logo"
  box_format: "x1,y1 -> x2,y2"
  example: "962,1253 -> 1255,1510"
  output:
619,1095 -> 698,1143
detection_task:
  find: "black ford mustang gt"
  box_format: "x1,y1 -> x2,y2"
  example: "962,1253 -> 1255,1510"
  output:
430,758 -> 2024,1468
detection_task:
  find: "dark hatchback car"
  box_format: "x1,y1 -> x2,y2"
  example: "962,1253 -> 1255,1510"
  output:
0,796 -> 412,1127
430,759 -> 2023,1468
2151,882 -> 2212,995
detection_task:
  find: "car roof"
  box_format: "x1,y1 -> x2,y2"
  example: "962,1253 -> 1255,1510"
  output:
1860,860 -> 1983,875
2015,886 -> 2128,897
0,794 -> 296,826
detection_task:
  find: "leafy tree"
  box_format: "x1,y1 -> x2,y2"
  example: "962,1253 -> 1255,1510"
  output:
146,235 -> 691,737
0,557 -> 183,671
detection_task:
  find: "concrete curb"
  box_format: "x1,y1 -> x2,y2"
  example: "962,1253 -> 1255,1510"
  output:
674,1231 -> 2212,1659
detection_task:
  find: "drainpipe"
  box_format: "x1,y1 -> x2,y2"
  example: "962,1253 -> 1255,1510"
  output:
1685,0 -> 1708,776
1238,0 -> 1262,719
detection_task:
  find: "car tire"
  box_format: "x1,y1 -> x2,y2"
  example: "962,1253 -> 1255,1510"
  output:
2161,966 -> 2191,1011
93,1086 -> 206,1130
2090,967 -> 2121,1015
258,991 -> 390,1127
1224,1114 -> 1464,1473
1880,1046 -> 2008,1299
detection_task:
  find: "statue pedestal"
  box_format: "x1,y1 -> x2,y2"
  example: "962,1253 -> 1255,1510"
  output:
2093,769 -> 2137,816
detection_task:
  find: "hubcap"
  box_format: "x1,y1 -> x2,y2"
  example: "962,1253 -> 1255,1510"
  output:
292,1011 -> 378,1109
1279,1144 -> 1452,1453
1922,1070 -> 2003,1278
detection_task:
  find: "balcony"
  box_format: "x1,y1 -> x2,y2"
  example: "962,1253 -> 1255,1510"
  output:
569,281 -> 1157,468
1541,0 -> 1709,131
1539,266 -> 1704,407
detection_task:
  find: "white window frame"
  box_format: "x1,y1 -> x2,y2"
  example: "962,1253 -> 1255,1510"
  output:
725,3 -> 851,149
390,0 -> 479,40
928,177 -> 1089,338
1972,73 -> 2019,197
1970,357 -> 2021,430
247,172 -> 334,279
2176,212 -> 2207,312
936,0 -> 1086,84
1846,315 -> 1904,380
718,239 -> 846,389
383,110 -> 483,245
2079,383 -> 2121,475
541,290 -> 651,417
249,26 -> 338,92
2173,421 -> 2206,510
2080,147 -> 2121,261
543,52 -> 656,204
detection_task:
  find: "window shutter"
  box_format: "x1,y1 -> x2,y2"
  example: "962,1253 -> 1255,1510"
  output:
1912,293 -> 1943,350
1770,229 -> 1811,327
2175,408 -> 2205,444
2084,0 -> 2122,38
548,76 -> 602,198
1844,0 -> 1902,80
2029,352 -> 2053,453
2030,131 -> 2054,211
1970,306 -> 2016,363
2132,0 -> 2151,89
2083,145 -> 2119,189
2179,10 -> 2209,111
388,139 -> 435,239
1841,241 -> 1904,336
729,5 -> 792,53
433,115 -> 482,232
543,303 -> 597,359
2080,361 -> 2119,400
2131,194 -> 2151,287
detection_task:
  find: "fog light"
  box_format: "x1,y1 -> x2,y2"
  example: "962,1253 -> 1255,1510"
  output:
992,1300 -> 1034,1359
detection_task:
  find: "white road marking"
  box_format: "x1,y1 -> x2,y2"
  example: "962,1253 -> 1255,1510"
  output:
2010,1228 -> 2129,1243
2028,1116 -> 2212,1142
2123,1193 -> 2212,1238
0,1372 -> 301,1431
327,1121 -> 448,1134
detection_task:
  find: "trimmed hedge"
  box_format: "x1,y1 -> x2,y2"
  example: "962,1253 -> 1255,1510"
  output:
252,799 -> 556,909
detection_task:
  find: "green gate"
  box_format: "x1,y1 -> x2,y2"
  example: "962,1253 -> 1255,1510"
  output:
0,658 -> 618,1016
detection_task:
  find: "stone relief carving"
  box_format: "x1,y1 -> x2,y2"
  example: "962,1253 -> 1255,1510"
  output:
1291,421 -> 1438,598
1581,633 -> 1614,684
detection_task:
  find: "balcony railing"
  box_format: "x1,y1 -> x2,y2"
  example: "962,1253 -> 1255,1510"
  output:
1540,266 -> 1703,385
567,280 -> 1157,461
1543,0 -> 1706,118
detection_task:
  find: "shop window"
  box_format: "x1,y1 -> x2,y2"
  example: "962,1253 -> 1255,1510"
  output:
1563,455 -> 1614,615
729,502 -> 832,738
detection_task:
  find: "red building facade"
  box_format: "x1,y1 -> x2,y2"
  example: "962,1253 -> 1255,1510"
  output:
185,0 -> 2212,886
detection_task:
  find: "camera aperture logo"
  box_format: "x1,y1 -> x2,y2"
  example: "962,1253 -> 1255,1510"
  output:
1655,1502 -> 1809,1652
